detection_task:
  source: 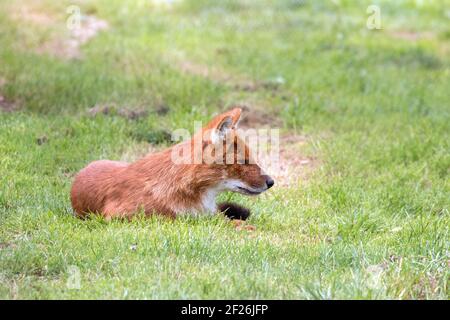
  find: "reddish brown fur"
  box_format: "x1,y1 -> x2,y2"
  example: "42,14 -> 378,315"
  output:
70,108 -> 271,219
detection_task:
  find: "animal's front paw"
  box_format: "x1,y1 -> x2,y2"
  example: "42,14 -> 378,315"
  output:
231,219 -> 257,231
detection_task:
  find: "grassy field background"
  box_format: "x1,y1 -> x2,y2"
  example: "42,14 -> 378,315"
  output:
0,0 -> 449,299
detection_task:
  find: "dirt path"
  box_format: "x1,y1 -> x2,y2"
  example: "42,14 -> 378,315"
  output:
0,95 -> 20,112
11,2 -> 109,59
37,15 -> 108,59
177,60 -> 259,91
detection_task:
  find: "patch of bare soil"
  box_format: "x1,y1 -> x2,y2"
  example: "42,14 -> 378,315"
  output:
237,104 -> 282,128
178,60 -> 258,90
87,104 -> 111,116
11,4 -> 56,27
271,134 -> 320,187
0,242 -> 17,250
175,45 -> 293,92
88,104 -> 161,120
0,95 -> 20,112
178,59 -> 292,96
389,31 -> 434,41
39,15 -> 109,59
11,3 -> 109,59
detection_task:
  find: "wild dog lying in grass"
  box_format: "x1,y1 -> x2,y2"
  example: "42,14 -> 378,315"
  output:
70,108 -> 274,220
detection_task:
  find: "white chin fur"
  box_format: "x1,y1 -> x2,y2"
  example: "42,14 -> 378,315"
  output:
196,179 -> 266,215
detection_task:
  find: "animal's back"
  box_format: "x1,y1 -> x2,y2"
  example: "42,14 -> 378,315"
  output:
71,160 -> 128,217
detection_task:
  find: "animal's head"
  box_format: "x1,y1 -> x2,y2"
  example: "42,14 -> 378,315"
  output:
191,107 -> 275,195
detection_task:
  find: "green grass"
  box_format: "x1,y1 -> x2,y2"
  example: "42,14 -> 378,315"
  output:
0,0 -> 449,299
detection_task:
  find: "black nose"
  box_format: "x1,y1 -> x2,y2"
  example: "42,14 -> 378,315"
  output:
266,177 -> 275,189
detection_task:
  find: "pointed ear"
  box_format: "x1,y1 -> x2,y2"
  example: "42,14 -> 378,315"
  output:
203,107 -> 242,143
228,107 -> 242,128
211,116 -> 233,144
205,108 -> 242,129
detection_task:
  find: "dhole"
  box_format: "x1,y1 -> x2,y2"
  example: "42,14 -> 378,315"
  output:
70,108 -> 274,219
